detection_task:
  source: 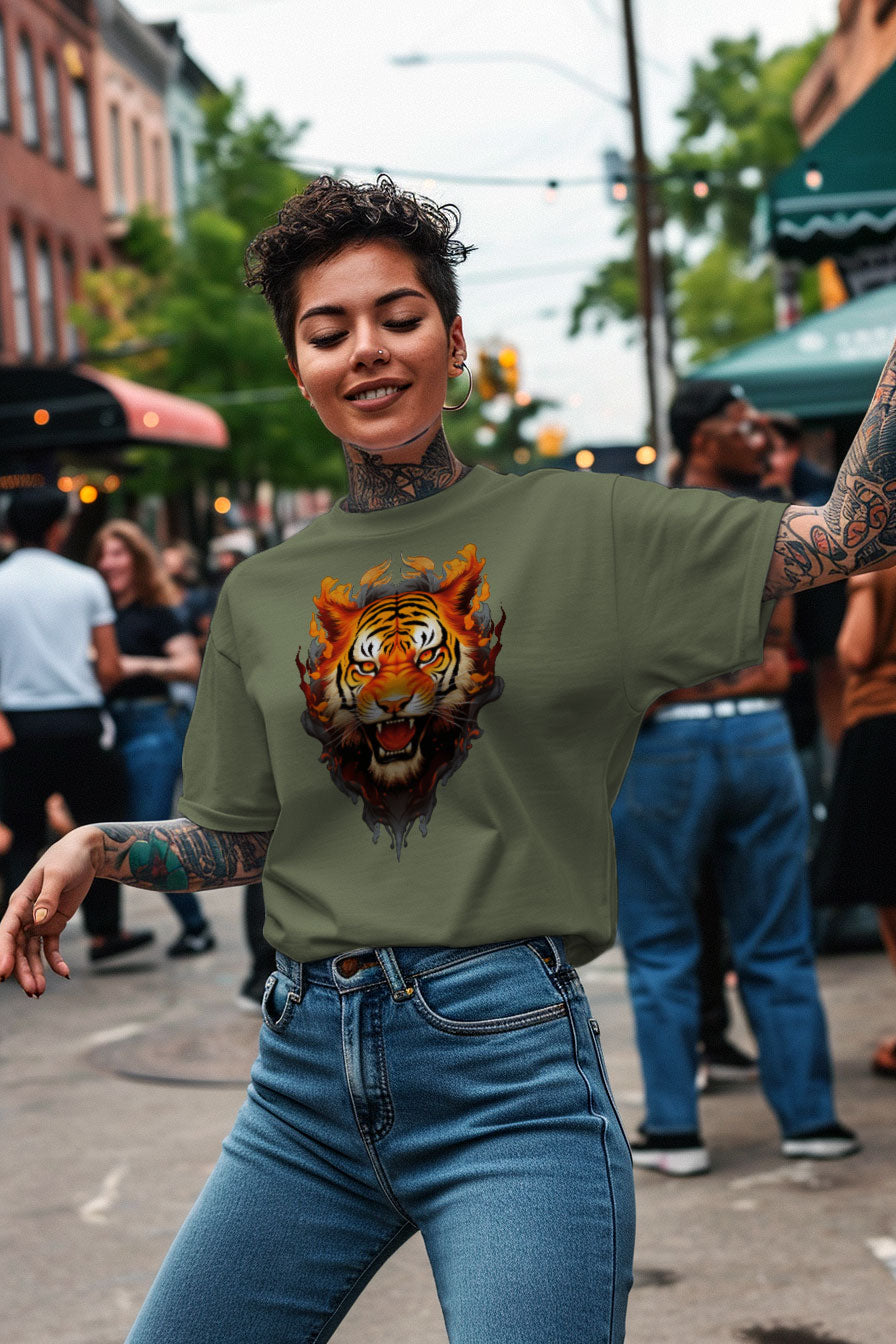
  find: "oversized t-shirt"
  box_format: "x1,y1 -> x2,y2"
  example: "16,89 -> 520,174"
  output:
179,465 -> 786,966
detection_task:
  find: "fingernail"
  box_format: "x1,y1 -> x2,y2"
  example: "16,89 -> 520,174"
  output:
34,908 -> 48,924
63,973 -> 71,981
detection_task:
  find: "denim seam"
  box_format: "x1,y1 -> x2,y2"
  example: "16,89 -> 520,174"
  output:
367,994 -> 395,1143
410,988 -> 567,1036
339,998 -> 410,1223
305,1221 -> 416,1344
410,939 -> 559,988
599,1118 -> 620,1344
589,1019 -> 633,1162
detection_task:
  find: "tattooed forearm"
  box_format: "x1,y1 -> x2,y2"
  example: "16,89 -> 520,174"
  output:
764,338 -> 896,599
342,428 -> 470,513
97,819 -> 271,891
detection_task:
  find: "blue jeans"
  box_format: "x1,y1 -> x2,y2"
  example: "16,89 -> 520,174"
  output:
612,708 -> 837,1138
126,938 -> 635,1343
111,701 -> 206,933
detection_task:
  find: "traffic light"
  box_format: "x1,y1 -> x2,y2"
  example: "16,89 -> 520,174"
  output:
477,350 -> 499,401
536,425 -> 567,458
604,149 -> 629,204
497,346 -> 519,394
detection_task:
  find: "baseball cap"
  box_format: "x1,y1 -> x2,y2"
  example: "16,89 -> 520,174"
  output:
668,380 -> 747,455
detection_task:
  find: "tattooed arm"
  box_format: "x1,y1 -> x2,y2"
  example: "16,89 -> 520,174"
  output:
764,340 -> 896,599
0,820 -> 271,995
97,818 -> 270,891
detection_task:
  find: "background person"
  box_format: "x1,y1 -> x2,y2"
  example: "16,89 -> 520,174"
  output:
812,565 -> 896,1078
88,521 -> 215,959
0,487 -> 152,962
4,176 -> 896,1342
612,379 -> 857,1175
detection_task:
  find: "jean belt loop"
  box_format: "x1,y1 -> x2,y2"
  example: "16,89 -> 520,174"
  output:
544,934 -> 566,969
294,960 -> 305,1004
375,947 -> 415,1002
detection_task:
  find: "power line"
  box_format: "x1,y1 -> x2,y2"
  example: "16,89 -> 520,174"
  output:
290,157 -> 606,189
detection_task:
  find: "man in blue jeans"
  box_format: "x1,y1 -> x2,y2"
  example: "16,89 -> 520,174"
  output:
613,381 -> 859,1175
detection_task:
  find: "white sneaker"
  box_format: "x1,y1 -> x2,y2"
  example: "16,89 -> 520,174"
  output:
630,1130 -> 711,1176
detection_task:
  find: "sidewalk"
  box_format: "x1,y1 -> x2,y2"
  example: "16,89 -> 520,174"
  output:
1,886 -> 894,1343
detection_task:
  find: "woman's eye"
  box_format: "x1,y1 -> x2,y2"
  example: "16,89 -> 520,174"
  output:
308,332 -> 346,348
384,317 -> 422,331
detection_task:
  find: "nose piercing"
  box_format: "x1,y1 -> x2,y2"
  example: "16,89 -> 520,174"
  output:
377,349 -> 385,356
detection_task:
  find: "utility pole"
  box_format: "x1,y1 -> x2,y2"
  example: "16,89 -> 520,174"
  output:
619,0 -> 674,479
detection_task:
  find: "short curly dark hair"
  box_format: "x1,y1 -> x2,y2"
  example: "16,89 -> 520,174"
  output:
244,175 -> 474,365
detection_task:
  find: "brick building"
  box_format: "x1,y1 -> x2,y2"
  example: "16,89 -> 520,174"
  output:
793,0 -> 896,144
0,0 -> 110,363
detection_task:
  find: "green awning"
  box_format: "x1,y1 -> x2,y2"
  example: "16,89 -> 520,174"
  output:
693,284 -> 894,420
766,60 -> 896,263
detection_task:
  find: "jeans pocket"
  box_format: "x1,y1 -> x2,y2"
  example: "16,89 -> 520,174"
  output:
261,971 -> 301,1034
411,943 -> 567,1036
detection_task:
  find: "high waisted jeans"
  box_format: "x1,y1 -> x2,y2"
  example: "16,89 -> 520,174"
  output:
126,937 -> 635,1344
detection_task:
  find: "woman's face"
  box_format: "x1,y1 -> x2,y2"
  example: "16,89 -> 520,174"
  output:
96,536 -> 136,600
289,240 -> 465,460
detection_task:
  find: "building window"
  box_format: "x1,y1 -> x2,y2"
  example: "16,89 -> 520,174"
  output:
109,104 -> 125,212
10,228 -> 34,358
61,248 -> 80,358
70,78 -> 93,180
0,16 -> 11,129
43,54 -> 64,163
132,118 -> 144,202
36,241 -> 57,359
17,34 -> 40,148
152,136 -> 165,210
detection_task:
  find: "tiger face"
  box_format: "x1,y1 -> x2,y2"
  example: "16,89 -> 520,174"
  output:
325,591 -> 478,787
297,546 -> 504,855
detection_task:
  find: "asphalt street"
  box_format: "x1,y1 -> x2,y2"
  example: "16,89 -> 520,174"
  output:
1,885 -> 894,1344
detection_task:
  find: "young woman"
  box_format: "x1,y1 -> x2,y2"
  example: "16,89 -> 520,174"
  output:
3,175 -> 896,1343
812,565 -> 896,1078
88,521 -> 214,957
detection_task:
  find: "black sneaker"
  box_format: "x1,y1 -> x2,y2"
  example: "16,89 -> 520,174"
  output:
630,1129 -> 710,1176
89,929 -> 155,964
166,923 -> 216,958
701,1038 -> 759,1083
781,1122 -> 861,1160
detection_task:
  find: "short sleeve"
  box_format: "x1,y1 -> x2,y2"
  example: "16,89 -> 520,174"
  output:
611,475 -> 787,712
178,588 -> 279,832
87,571 -> 116,629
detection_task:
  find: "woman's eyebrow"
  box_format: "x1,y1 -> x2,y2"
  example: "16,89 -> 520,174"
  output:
298,288 -> 428,323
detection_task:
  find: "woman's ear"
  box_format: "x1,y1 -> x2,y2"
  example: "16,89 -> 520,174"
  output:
449,315 -> 466,368
287,356 -> 311,404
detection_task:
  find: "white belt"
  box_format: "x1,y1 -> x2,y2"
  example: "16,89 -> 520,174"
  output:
652,697 -> 783,724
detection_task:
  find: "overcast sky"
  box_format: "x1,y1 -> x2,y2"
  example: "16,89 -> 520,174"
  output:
130,0 -> 837,446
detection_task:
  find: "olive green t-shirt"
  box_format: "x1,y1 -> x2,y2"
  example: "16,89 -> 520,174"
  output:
179,465 -> 786,966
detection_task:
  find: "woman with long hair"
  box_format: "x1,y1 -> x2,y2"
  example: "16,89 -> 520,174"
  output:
87,520 -> 214,957
3,175 -> 896,1342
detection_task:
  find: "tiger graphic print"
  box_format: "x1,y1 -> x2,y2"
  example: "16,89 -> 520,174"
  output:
296,545 -> 505,856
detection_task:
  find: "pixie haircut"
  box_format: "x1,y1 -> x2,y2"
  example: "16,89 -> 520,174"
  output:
244,175 -> 474,364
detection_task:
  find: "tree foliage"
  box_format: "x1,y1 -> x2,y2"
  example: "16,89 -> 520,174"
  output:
75,85 -> 346,499
570,30 -> 828,363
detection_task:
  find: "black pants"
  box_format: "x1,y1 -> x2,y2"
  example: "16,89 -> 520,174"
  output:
1,708 -> 125,937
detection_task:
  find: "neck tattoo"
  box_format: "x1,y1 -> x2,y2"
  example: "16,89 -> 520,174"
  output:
342,428 -> 471,513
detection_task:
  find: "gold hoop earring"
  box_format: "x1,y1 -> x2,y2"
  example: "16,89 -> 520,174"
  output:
443,361 -> 473,412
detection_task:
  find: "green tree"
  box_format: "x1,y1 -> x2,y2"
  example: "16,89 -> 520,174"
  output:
570,30 -> 828,363
76,85 -> 345,507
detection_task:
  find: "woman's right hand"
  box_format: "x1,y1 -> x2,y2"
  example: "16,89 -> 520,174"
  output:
0,826 -> 105,996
